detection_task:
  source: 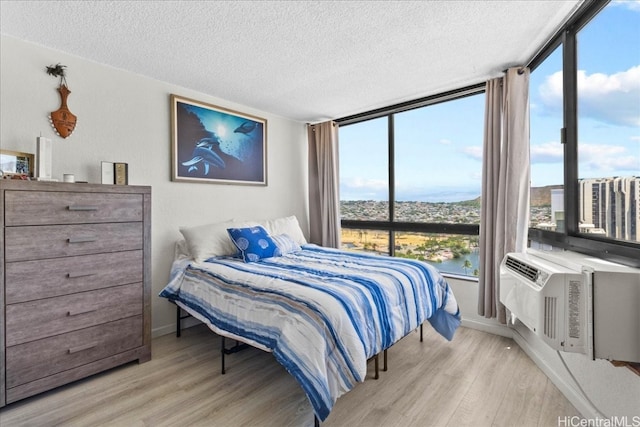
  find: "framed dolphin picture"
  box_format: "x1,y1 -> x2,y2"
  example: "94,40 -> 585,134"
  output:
171,94 -> 267,185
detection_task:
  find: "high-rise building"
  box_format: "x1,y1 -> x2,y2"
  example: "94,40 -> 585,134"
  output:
550,188 -> 565,232
578,176 -> 639,241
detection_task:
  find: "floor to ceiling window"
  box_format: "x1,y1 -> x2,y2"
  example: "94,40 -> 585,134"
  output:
339,118 -> 389,221
528,0 -> 639,265
338,89 -> 484,277
530,44 -> 565,233
575,2 -> 639,243
339,0 -> 639,271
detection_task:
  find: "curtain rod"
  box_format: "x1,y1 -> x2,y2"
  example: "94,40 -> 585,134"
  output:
306,122 -> 336,129
335,82 -> 485,126
501,67 -> 526,75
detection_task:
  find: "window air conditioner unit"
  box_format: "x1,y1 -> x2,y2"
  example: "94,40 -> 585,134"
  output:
500,249 -> 640,363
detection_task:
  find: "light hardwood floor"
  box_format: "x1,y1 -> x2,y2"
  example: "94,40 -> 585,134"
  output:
0,324 -> 580,427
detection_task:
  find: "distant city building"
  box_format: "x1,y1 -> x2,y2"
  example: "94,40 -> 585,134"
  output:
546,176 -> 639,240
579,176 -> 639,241
551,188 -> 565,232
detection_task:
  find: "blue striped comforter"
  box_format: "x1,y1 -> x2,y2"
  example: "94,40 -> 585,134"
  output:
159,244 -> 460,421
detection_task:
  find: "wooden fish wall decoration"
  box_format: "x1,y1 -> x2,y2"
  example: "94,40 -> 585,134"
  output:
46,63 -> 77,138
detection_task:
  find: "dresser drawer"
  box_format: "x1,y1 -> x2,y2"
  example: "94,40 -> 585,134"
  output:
5,222 -> 142,262
5,283 -> 142,346
5,251 -> 143,304
4,190 -> 143,226
6,315 -> 143,388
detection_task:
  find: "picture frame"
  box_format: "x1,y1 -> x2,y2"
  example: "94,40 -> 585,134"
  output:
0,149 -> 35,178
171,94 -> 267,185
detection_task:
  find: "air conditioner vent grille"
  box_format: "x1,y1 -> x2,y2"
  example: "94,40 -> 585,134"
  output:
544,296 -> 557,339
505,256 -> 540,282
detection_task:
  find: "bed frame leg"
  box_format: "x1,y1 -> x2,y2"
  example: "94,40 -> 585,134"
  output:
220,336 -> 250,375
383,349 -> 388,371
374,353 -> 379,379
176,305 -> 181,338
420,323 -> 423,342
221,336 -> 226,375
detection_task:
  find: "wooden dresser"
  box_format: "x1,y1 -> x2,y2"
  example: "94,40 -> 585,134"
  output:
0,180 -> 151,407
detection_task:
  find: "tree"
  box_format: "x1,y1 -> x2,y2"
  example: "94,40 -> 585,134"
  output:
462,259 -> 472,275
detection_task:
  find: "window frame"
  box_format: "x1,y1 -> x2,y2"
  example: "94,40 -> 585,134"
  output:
337,85 -> 484,272
527,0 -> 640,268
337,0 -> 639,269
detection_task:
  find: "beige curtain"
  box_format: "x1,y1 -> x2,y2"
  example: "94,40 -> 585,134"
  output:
308,121 -> 341,248
478,68 -> 530,323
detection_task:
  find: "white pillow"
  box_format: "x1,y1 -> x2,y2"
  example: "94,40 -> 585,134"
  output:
174,239 -> 191,259
271,233 -> 302,254
179,216 -> 306,262
179,219 -> 240,262
262,215 -> 307,245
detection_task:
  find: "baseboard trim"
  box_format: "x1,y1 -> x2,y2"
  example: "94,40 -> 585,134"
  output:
152,316 -> 201,338
461,318 -> 512,338
152,324 -> 174,338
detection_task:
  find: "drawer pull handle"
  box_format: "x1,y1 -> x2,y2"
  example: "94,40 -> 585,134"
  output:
68,205 -> 98,211
68,237 -> 97,244
67,308 -> 97,316
68,342 -> 97,354
67,272 -> 96,279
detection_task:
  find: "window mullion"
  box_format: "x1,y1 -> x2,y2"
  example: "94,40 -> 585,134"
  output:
388,114 -> 395,255
563,29 -> 579,236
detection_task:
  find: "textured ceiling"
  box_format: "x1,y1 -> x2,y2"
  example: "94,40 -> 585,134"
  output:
0,0 -> 582,123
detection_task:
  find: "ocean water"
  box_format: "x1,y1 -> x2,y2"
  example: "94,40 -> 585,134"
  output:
423,249 -> 480,277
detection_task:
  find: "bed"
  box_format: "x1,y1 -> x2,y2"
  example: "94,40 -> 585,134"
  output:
159,216 -> 461,423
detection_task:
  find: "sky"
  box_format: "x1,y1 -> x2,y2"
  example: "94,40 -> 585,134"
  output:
339,0 -> 639,202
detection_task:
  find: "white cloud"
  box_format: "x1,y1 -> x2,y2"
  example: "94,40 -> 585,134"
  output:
469,171 -> 482,181
579,143 -> 626,158
611,0 -> 640,12
462,146 -> 482,160
529,140 -> 638,174
578,143 -> 639,172
531,142 -> 563,163
578,67 -> 640,127
341,177 -> 387,190
539,71 -> 563,110
538,66 -> 640,127
463,140 -> 636,173
439,138 -> 452,145
340,177 -> 388,200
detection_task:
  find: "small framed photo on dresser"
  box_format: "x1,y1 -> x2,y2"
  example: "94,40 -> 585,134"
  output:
101,161 -> 128,185
114,162 -> 128,185
101,161 -> 114,184
0,149 -> 34,178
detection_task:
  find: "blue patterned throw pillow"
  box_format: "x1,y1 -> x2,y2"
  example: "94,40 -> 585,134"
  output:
227,225 -> 278,262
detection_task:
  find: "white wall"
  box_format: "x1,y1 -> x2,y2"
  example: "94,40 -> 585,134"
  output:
0,35 -> 308,336
447,277 -> 511,337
